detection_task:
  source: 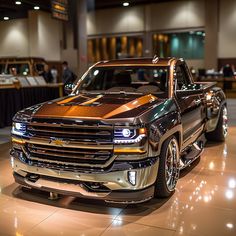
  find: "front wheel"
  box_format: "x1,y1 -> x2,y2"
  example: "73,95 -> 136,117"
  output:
205,105 -> 228,142
154,136 -> 180,198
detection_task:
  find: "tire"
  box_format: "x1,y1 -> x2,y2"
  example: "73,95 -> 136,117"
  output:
154,136 -> 180,198
205,105 -> 228,142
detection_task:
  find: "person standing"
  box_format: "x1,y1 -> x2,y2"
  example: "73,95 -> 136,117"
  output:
62,61 -> 77,85
41,64 -> 53,83
50,66 -> 58,83
222,64 -> 235,91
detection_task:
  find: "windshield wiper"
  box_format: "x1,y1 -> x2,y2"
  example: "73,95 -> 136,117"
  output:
104,91 -> 143,95
79,90 -> 102,95
79,90 -> 142,95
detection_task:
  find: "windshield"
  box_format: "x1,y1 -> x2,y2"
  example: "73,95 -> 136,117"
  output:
76,66 -> 169,98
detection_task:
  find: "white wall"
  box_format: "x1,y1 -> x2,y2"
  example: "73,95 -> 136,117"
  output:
37,11 -> 62,61
147,0 -> 205,31
87,0 -> 205,35
218,0 -> 236,58
87,6 -> 145,35
0,11 -> 62,61
0,19 -> 29,57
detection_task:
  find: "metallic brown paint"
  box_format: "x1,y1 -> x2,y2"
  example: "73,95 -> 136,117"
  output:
34,94 -> 158,119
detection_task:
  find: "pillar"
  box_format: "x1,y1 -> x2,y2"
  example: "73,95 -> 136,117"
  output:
76,0 -> 87,78
204,0 -> 219,70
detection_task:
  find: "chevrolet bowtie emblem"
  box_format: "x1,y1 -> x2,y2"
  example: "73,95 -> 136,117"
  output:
49,138 -> 66,146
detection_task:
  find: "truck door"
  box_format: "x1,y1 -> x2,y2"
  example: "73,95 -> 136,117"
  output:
174,63 -> 204,147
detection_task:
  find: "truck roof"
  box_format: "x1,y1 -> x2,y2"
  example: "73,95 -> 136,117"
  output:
94,57 -> 177,67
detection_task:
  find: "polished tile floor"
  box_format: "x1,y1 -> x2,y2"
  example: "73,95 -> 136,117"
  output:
0,100 -> 236,236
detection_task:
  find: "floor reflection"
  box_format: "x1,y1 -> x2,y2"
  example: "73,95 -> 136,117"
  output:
0,127 -> 236,235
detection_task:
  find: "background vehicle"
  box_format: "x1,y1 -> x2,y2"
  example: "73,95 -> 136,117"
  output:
10,57 -> 227,203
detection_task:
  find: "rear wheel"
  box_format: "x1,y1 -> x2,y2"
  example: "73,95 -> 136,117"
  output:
205,105 -> 228,142
155,136 -> 180,198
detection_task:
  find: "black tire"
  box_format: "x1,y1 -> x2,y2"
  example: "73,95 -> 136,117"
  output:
154,136 -> 180,198
205,105 -> 228,142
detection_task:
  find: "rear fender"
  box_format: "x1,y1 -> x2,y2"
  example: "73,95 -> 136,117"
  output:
205,88 -> 226,132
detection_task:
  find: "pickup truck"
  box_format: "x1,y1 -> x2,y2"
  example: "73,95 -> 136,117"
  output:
10,57 -> 227,204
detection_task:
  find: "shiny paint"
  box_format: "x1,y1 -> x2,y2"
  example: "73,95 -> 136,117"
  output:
10,57 -> 227,203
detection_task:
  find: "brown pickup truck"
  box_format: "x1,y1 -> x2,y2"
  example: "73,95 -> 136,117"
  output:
11,57 -> 227,204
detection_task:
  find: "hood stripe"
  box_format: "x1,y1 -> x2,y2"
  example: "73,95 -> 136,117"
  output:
103,94 -> 157,119
57,95 -> 80,105
80,95 -> 103,106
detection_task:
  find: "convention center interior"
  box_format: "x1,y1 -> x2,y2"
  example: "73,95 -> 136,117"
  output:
0,0 -> 236,235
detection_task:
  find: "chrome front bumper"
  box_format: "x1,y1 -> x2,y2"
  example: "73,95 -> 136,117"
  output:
11,154 -> 159,203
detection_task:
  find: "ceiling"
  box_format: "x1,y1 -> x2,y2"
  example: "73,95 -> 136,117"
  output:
0,0 -> 173,21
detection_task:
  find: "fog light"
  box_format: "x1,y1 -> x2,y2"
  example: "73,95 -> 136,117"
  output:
10,156 -> 14,169
128,171 -> 136,186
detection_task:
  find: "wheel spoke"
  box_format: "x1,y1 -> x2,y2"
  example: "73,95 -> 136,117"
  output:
222,107 -> 228,138
165,138 -> 179,191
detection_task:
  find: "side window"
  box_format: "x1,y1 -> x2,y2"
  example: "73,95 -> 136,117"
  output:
175,65 -> 191,90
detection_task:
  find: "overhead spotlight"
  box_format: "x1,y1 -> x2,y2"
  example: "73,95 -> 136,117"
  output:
34,6 -> 40,10
3,17 -> 9,20
15,1 -> 21,5
123,2 -> 130,7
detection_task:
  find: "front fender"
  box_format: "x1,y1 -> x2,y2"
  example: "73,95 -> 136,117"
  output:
148,111 -> 182,157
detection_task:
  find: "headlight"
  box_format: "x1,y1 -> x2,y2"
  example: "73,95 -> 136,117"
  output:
12,122 -> 27,136
114,128 -> 146,144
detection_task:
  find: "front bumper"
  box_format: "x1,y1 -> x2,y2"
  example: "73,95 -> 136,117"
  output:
11,154 -> 159,204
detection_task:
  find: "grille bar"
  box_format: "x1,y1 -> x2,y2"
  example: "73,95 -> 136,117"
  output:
28,124 -> 113,142
27,144 -> 110,160
25,120 -> 114,169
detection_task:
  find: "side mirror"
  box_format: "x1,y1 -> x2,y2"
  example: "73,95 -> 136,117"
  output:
64,83 -> 75,95
176,84 -> 203,97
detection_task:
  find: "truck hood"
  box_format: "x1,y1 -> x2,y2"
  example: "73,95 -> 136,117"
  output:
32,93 -> 165,120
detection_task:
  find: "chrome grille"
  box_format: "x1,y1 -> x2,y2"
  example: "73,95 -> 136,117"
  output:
28,124 -> 112,142
25,119 -> 114,169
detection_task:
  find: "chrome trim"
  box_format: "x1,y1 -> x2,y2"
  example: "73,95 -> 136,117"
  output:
29,122 -> 113,129
24,178 -> 109,198
28,127 -> 111,136
105,195 -> 153,204
182,125 -> 204,150
12,157 -> 159,191
27,144 -> 110,157
22,146 -> 116,168
26,137 -> 113,150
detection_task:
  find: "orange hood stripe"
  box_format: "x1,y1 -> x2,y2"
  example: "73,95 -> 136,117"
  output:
57,94 -> 97,105
103,94 -> 157,119
57,95 -> 80,105
80,95 -> 103,106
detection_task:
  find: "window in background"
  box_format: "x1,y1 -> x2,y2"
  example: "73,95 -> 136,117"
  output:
88,36 -> 143,65
153,31 -> 205,59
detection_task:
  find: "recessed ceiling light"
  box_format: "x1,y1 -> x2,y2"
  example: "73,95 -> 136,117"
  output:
15,1 -> 21,5
123,2 -> 129,7
34,6 -> 40,10
3,17 -> 9,20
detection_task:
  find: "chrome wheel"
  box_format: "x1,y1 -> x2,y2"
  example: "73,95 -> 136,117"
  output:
222,106 -> 228,138
165,138 -> 179,191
